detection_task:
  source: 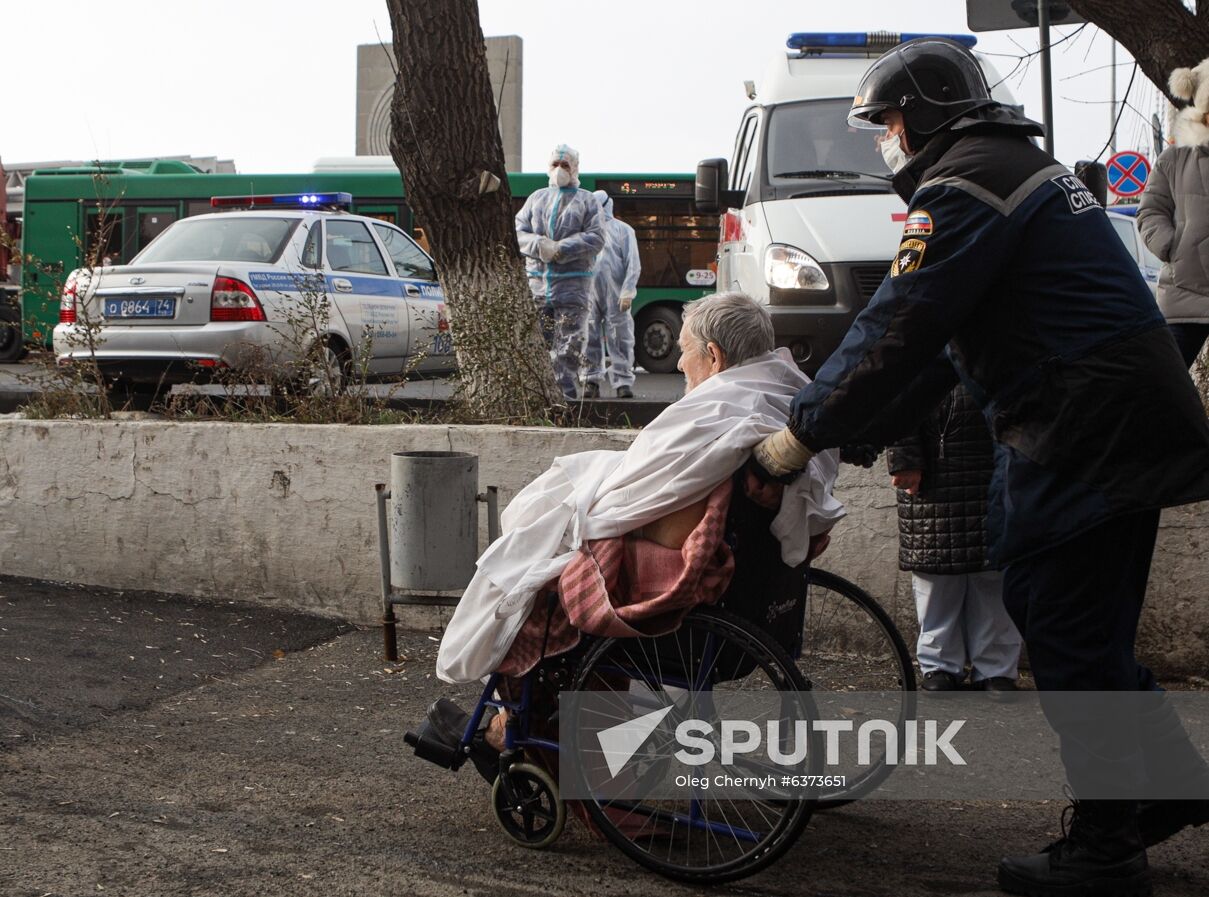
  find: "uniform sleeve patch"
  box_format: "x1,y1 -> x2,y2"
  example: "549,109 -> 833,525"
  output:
891,238 -> 927,277
1051,174 -> 1100,215
903,210 -> 933,237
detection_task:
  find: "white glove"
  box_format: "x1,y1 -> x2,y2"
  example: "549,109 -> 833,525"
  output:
537,237 -> 560,263
752,427 -> 813,478
619,292 -> 635,312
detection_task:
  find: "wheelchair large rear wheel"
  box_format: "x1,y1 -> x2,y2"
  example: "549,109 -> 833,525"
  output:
565,607 -> 820,884
798,568 -> 916,806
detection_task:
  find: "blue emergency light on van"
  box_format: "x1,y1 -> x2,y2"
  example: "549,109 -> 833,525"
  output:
209,192 -> 353,210
787,32 -> 978,51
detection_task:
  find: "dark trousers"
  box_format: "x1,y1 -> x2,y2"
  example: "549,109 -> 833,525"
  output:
1170,322 -> 1209,368
1003,510 -> 1162,796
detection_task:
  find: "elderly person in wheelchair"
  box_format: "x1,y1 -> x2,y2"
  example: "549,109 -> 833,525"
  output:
419,292 -> 846,769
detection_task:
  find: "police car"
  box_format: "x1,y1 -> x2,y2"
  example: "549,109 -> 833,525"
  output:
53,192 -> 453,392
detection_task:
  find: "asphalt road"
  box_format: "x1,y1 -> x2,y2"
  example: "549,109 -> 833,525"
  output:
3,578 -> 1207,897
0,361 -> 687,404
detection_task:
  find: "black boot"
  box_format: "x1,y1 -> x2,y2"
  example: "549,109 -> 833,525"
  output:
998,799 -> 1151,897
424,698 -> 501,784
1135,694 -> 1209,846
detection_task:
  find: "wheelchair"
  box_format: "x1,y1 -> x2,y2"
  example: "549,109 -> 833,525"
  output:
406,487 -> 916,884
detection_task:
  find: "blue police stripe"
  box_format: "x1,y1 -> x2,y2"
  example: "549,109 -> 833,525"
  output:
248,270 -> 442,299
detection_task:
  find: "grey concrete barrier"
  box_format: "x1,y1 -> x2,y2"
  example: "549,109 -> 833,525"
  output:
1,419 -> 1206,674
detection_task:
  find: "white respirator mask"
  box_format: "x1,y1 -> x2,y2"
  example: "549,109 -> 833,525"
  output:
880,133 -> 913,175
549,167 -> 573,188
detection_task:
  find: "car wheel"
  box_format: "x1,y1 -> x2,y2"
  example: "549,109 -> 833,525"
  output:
103,379 -> 163,411
302,338 -> 350,397
0,304 -> 23,363
634,304 -> 683,375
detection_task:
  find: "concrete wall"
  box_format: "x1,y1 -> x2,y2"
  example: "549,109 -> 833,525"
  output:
2,420 -> 1207,672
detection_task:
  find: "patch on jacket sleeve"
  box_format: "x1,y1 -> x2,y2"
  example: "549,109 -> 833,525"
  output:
891,238 -> 927,277
1051,174 -> 1100,215
903,210 -> 933,237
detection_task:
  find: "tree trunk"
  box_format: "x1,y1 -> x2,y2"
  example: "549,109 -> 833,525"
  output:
1067,0 -> 1209,106
385,0 -> 562,421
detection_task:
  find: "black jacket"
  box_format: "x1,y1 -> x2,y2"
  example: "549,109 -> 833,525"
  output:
886,384 -> 995,574
789,123 -> 1209,564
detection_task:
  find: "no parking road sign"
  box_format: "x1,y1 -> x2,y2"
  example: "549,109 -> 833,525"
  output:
1106,151 -> 1151,198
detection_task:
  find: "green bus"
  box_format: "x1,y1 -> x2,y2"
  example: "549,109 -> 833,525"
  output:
17,162 -> 718,372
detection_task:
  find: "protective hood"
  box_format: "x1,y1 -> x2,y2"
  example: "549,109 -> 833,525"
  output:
890,105 -> 1045,201
548,143 -> 581,188
948,102 -> 1046,138
592,189 -> 614,219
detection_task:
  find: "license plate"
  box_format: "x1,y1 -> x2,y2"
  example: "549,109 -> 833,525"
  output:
103,297 -> 176,319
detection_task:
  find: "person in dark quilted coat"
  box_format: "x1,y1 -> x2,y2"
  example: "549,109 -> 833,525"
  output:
885,383 -> 1021,694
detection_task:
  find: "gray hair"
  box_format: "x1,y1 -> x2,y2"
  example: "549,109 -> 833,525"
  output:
681,292 -> 774,366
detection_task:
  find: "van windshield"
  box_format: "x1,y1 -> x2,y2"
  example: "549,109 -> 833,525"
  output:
766,98 -> 891,185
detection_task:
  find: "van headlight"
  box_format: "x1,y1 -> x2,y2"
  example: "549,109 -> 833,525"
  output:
764,244 -> 829,291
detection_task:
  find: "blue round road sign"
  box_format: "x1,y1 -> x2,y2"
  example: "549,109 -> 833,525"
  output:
1106,151 -> 1151,197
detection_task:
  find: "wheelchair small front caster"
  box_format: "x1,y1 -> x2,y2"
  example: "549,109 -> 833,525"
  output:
490,762 -> 565,849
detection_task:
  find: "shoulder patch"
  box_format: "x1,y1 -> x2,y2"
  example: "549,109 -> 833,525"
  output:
891,239 -> 927,277
903,210 -> 933,237
1051,174 -> 1100,215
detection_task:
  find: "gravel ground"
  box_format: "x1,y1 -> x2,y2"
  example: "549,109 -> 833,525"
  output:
1,579 -> 1206,897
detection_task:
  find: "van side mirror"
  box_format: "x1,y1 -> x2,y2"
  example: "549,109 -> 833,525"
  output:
695,158 -> 729,214
1074,160 -> 1108,208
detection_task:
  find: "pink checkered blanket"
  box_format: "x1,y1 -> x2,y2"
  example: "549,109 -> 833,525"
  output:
496,479 -> 735,678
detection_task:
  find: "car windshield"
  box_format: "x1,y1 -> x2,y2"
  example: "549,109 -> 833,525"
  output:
766,98 -> 891,185
135,217 -> 298,264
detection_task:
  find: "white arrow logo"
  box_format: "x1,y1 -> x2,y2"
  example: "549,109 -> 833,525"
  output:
596,704 -> 675,779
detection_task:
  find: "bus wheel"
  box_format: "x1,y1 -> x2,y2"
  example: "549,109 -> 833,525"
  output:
634,304 -> 682,374
0,304 -> 23,363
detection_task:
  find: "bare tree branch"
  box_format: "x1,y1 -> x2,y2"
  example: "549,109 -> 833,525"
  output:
1067,0 -> 1209,104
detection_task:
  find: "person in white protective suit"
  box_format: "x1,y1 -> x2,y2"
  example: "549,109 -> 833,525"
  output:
422,293 -> 846,756
515,145 -> 606,399
582,190 -> 640,399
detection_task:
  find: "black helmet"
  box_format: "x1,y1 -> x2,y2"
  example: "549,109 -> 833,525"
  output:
848,37 -> 995,143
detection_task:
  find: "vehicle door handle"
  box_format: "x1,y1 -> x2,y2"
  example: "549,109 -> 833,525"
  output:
333,278 -> 353,293
405,284 -> 421,297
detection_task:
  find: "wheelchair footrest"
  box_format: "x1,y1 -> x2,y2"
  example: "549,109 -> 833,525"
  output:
404,720 -> 467,771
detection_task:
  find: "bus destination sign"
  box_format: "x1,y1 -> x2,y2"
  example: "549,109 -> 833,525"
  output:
596,179 -> 695,198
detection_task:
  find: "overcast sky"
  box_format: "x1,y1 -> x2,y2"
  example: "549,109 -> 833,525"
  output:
5,1 -> 1166,175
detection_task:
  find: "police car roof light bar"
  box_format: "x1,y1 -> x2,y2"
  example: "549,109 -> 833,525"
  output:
786,32 -> 978,53
209,192 -> 353,210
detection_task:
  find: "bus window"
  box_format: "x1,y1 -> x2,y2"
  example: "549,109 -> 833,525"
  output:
85,209 -> 124,266
137,208 -> 178,253
612,199 -> 718,290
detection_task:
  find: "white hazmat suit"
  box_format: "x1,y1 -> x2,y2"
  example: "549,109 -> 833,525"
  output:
515,145 -> 606,398
584,190 -> 640,392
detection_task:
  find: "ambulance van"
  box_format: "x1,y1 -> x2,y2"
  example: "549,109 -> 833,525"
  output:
695,32 -> 1019,374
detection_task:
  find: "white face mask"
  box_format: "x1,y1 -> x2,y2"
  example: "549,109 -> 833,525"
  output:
880,133 -> 913,174
549,167 -> 572,188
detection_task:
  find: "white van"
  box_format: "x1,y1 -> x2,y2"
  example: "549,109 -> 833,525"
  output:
695,32 -> 1018,374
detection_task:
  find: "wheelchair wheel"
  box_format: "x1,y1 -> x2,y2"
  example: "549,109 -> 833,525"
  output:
565,607 -> 820,884
491,762 -> 566,849
799,568 -> 917,807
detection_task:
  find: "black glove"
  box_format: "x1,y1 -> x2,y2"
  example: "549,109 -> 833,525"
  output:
839,443 -> 882,469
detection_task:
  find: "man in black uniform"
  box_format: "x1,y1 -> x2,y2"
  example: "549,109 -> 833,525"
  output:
751,37 -> 1209,896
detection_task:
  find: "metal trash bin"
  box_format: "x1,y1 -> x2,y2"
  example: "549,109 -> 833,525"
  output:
374,451 -> 499,660
390,451 -> 478,592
